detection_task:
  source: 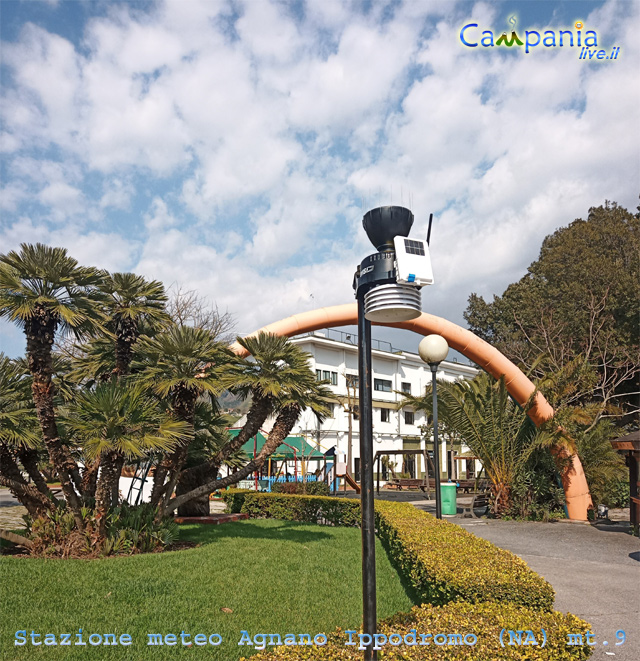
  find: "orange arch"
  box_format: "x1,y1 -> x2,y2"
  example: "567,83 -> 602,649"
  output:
231,303 -> 591,521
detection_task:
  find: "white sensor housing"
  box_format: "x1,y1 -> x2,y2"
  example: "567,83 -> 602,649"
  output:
393,236 -> 434,287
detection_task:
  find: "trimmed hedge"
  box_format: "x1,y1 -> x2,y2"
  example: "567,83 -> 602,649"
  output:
272,481 -> 330,496
375,501 -> 555,611
221,490 -> 360,527
221,489 -> 253,513
243,601 -> 592,660
220,491 -> 555,612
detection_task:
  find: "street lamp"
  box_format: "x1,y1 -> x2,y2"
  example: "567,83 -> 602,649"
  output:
418,334 -> 449,519
353,206 -> 435,660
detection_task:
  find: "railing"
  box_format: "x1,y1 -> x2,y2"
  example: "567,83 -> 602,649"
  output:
237,474 -> 321,492
237,466 -> 344,493
298,328 -> 394,353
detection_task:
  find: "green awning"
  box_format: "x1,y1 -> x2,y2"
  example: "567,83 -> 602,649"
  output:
228,428 -> 325,460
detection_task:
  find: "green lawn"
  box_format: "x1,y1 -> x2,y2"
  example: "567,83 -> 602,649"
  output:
0,520 -> 416,660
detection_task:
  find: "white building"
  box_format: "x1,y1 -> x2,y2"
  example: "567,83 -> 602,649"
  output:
290,329 -> 479,482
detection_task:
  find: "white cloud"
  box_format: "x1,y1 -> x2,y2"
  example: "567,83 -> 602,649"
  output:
0,218 -> 138,273
38,182 -> 85,219
99,178 -> 135,210
0,183 -> 29,212
0,0 -> 638,355
144,197 -> 178,231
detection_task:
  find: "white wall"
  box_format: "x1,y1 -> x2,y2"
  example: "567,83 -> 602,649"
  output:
291,332 -> 478,478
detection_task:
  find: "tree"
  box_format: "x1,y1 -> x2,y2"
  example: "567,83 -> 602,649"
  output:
214,333 -> 324,464
174,397 -> 246,516
0,354 -> 54,518
94,272 -> 170,505
134,325 -> 233,516
63,381 -> 190,533
465,201 -> 640,422
164,334 -> 333,515
534,359 -> 626,509
0,244 -> 106,529
342,371 -> 358,475
155,332 -> 322,515
100,272 -> 170,378
167,284 -> 236,342
405,373 -> 541,516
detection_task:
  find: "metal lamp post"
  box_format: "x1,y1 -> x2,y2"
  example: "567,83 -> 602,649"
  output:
418,334 -> 449,519
353,206 -> 434,660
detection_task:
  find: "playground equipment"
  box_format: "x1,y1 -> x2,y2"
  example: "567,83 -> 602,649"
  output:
229,304 -> 592,521
340,471 -> 361,493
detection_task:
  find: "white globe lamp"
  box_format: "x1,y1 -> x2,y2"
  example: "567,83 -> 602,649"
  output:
419,334 -> 449,365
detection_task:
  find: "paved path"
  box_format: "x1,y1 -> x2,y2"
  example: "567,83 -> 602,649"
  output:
0,489 -> 20,508
359,491 -> 639,659
0,489 -> 27,530
455,519 -> 639,661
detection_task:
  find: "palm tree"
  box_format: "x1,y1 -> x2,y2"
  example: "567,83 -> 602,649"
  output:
166,336 -> 333,515
0,244 -> 106,528
134,325 -> 234,514
217,333 -> 322,461
100,272 -> 170,377
63,381 -> 191,533
0,354 -> 54,518
96,273 -> 170,505
172,332 -> 327,506
175,397 -> 246,516
403,372 -> 540,516
535,360 -> 625,509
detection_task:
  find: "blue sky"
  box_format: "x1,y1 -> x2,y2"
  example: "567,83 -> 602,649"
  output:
1,0 -> 638,358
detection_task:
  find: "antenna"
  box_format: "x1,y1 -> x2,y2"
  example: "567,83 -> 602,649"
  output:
426,213 -> 433,245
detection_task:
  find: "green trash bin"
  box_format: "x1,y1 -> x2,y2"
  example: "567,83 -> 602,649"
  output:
440,482 -> 457,515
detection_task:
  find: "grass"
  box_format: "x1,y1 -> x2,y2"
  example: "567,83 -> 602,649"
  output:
0,520 -> 416,660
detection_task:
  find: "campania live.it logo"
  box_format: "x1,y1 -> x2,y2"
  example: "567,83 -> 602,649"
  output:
460,16 -> 621,60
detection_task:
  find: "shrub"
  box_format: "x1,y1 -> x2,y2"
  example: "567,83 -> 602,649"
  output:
24,502 -> 178,557
508,447 -> 567,521
222,491 -> 360,527
600,479 -> 630,508
220,489 -> 253,513
244,601 -> 592,660
272,481 -> 330,496
375,501 -> 555,611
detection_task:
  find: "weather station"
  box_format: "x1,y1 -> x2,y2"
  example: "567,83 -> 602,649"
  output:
352,205 -> 436,660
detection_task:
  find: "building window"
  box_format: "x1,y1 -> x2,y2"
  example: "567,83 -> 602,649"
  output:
353,405 -> 359,421
326,403 -> 335,418
346,374 -> 359,390
318,371 -> 338,386
374,378 -> 392,392
381,408 -> 390,423
401,382 -> 411,394
404,410 -> 414,425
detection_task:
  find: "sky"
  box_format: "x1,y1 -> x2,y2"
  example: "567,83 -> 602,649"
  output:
1,0 -> 638,360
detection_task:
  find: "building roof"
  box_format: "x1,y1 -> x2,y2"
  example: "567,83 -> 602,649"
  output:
228,428 -> 325,460
292,328 -> 479,375
611,430 -> 640,452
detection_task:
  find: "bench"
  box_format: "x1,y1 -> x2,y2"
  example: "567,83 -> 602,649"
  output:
462,491 -> 490,518
386,478 -> 431,492
456,479 -> 489,494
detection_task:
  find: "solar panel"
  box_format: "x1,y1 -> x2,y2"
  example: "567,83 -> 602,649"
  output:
404,239 -> 425,256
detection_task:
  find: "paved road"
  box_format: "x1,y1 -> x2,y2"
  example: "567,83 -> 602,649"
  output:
455,519 -> 640,661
